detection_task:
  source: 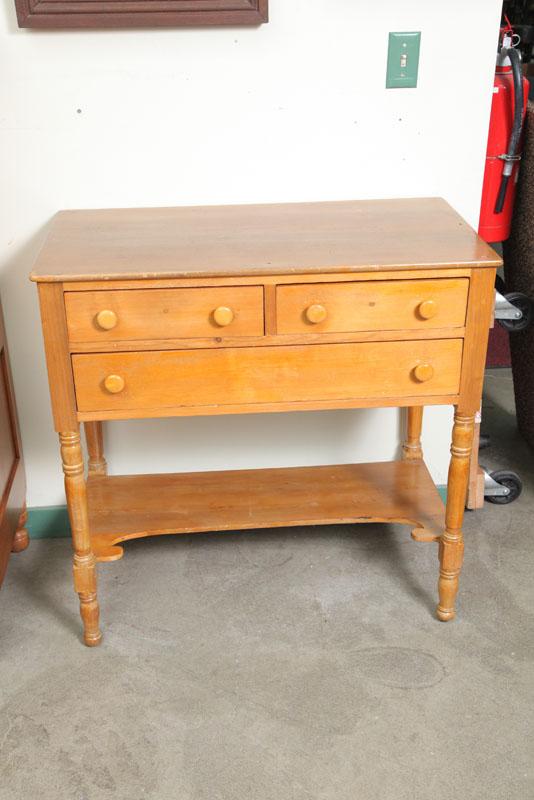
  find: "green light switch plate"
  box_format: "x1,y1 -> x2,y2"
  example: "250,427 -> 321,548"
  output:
386,31 -> 421,89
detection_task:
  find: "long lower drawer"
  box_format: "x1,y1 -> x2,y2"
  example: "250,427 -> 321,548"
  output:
72,339 -> 463,413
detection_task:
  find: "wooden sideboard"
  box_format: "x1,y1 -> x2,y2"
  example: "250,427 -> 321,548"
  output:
31,198 -> 500,646
0,299 -> 28,590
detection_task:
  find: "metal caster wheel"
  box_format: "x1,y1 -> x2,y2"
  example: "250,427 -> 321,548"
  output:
484,469 -> 523,504
497,292 -> 532,332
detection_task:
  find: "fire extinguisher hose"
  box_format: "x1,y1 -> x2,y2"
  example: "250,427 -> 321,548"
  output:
494,46 -> 525,213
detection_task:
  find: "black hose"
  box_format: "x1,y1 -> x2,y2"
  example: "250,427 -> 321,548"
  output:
494,47 -> 525,213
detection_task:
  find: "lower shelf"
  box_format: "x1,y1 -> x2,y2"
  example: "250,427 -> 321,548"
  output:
87,460 -> 445,562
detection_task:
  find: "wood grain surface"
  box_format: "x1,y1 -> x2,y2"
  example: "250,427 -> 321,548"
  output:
65,286 -> 264,342
276,278 -> 469,334
30,199 -> 501,283
72,339 -> 463,414
87,460 -> 445,561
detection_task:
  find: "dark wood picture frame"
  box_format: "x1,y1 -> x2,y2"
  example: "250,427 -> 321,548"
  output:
15,0 -> 268,29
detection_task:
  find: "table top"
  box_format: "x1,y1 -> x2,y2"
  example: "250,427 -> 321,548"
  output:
30,197 -> 501,283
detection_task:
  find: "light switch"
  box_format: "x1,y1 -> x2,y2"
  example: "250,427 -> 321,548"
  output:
386,32 -> 421,89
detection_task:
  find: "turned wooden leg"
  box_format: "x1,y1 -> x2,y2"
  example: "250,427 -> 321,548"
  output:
437,411 -> 475,622
85,421 -> 107,476
11,508 -> 29,553
60,430 -> 102,646
403,406 -> 424,460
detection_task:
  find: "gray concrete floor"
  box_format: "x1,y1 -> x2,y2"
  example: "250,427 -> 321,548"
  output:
1,369 -> 533,800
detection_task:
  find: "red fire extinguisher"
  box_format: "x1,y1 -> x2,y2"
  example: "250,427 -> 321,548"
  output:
478,28 -> 529,244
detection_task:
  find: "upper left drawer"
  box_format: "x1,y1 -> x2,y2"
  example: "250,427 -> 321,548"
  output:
65,286 -> 265,343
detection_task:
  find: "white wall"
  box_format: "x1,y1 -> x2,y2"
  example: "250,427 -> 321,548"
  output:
0,0 -> 502,507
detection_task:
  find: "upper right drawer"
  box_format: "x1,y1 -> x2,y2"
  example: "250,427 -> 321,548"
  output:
276,278 -> 469,334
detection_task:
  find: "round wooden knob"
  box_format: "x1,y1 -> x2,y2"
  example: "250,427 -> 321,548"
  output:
213,306 -> 234,327
305,304 -> 328,324
413,363 -> 434,383
417,300 -> 438,320
96,310 -> 118,331
104,374 -> 125,394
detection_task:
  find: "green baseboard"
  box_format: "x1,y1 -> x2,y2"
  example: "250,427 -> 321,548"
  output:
27,506 -> 71,539
27,485 -> 448,540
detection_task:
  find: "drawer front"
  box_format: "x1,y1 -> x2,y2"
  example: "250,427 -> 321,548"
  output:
276,278 -> 469,334
65,286 -> 264,342
73,339 -> 463,413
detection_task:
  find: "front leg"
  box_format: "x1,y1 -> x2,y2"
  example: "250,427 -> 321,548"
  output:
60,430 -> 102,646
437,411 -> 475,621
